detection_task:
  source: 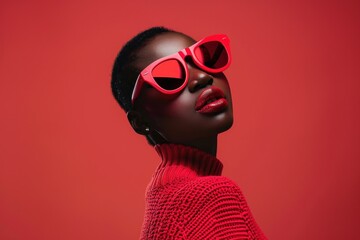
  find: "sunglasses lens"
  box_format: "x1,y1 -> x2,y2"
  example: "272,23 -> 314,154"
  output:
195,41 -> 228,69
152,59 -> 185,90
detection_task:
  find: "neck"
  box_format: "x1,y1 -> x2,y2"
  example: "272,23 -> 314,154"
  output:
187,136 -> 218,156
150,142 -> 223,187
149,131 -> 218,157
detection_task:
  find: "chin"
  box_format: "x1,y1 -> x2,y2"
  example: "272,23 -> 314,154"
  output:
216,114 -> 234,134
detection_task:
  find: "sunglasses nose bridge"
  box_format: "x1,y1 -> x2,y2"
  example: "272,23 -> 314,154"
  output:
178,48 -> 192,60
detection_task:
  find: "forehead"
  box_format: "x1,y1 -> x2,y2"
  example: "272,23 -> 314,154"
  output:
133,32 -> 196,70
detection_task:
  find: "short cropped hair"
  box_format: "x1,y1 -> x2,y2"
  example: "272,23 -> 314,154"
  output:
111,26 -> 175,112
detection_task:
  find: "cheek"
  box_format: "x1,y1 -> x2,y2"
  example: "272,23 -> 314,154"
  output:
144,90 -> 197,133
154,91 -> 195,123
138,88 -> 179,116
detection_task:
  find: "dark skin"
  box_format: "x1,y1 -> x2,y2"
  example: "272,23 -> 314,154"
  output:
127,32 -> 233,156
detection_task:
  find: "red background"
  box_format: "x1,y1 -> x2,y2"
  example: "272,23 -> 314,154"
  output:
1,0 -> 359,239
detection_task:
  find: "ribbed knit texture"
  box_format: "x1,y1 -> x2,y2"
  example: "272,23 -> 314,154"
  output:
140,144 -> 267,240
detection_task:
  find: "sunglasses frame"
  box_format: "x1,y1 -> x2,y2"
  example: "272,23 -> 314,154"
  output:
131,34 -> 231,105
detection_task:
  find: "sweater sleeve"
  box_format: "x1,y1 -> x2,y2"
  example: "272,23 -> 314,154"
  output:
181,176 -> 267,240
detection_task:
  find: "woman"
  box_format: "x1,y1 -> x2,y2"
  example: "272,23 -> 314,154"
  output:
111,27 -> 266,239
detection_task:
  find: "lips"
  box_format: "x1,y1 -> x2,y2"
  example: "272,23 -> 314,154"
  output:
195,86 -> 228,114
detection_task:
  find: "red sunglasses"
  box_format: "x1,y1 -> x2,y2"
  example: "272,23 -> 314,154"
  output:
131,34 -> 231,105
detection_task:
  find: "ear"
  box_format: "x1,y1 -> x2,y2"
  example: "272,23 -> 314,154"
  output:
127,110 -> 150,135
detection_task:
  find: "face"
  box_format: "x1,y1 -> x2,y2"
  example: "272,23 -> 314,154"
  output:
132,32 -> 233,146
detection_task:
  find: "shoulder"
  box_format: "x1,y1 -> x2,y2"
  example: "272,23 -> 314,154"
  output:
179,177 -> 261,239
173,176 -> 247,210
148,176 -> 246,210
181,176 -> 243,196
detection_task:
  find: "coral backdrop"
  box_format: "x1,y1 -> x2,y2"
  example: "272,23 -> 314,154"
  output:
1,0 -> 359,239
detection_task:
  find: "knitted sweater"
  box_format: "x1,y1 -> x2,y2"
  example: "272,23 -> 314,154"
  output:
140,144 -> 267,240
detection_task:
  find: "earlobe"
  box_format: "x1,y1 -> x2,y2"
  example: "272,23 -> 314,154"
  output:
127,110 -> 168,145
127,110 -> 150,135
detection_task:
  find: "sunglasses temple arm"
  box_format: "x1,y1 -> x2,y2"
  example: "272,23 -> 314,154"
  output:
131,75 -> 144,105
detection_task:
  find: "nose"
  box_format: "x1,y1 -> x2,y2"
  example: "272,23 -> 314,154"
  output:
187,66 -> 214,93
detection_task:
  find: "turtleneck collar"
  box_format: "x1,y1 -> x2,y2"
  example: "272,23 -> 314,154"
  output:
155,144 -> 223,176
150,144 -> 223,186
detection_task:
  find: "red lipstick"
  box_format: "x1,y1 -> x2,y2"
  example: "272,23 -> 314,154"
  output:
195,86 -> 228,114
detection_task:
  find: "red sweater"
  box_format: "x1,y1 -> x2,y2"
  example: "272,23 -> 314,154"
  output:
140,144 -> 267,240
